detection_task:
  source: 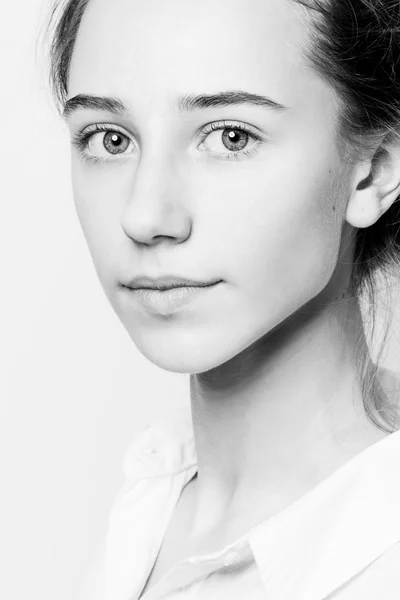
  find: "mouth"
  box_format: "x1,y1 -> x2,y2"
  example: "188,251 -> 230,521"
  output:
132,282 -> 219,292
121,275 -> 223,291
121,281 -> 222,315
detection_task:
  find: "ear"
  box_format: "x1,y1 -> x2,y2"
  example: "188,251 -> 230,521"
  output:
346,140 -> 400,228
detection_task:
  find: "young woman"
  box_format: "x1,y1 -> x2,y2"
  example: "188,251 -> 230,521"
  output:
44,0 -> 400,598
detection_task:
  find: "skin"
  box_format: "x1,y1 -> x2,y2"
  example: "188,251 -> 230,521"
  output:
66,0 -> 400,547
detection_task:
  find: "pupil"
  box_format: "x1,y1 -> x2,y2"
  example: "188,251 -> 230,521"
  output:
103,131 -> 130,155
222,128 -> 248,151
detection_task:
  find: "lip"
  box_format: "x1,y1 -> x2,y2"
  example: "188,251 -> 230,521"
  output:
122,281 -> 221,315
122,275 -> 222,291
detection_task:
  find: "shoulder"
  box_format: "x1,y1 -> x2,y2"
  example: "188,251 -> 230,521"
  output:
73,408 -> 194,599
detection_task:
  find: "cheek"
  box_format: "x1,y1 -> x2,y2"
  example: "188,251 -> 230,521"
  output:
201,151 -> 345,318
71,159 -> 127,284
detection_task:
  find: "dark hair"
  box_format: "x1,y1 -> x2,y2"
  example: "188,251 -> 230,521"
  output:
42,0 -> 400,432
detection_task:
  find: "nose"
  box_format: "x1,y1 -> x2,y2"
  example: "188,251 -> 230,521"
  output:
120,150 -> 192,246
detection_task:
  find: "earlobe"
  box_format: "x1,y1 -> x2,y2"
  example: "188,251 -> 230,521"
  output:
345,186 -> 383,229
345,144 -> 400,229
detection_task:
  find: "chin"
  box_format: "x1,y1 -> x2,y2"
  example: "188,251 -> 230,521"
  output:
133,337 -> 232,374
129,321 -> 271,376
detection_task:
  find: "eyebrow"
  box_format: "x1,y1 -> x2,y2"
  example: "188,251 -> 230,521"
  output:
62,90 -> 288,122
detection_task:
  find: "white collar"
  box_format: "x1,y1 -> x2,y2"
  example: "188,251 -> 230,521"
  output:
108,405 -> 400,600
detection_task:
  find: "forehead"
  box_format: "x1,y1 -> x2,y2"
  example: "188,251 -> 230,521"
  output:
68,0 -> 325,110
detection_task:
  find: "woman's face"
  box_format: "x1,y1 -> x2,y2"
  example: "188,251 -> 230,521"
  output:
67,0 -> 354,374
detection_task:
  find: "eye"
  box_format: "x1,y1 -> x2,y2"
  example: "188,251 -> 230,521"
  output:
71,124 -> 135,163
72,120 -> 265,165
199,120 -> 264,160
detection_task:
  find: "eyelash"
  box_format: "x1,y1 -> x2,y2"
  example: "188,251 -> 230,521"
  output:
71,120 -> 264,165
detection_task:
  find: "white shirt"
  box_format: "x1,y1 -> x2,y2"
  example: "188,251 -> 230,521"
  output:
104,406 -> 400,599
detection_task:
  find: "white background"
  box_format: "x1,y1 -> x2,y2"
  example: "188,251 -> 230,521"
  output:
1,2 -> 400,599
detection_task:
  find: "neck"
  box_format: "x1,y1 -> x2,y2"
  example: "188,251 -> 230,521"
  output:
187,292 -> 389,544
